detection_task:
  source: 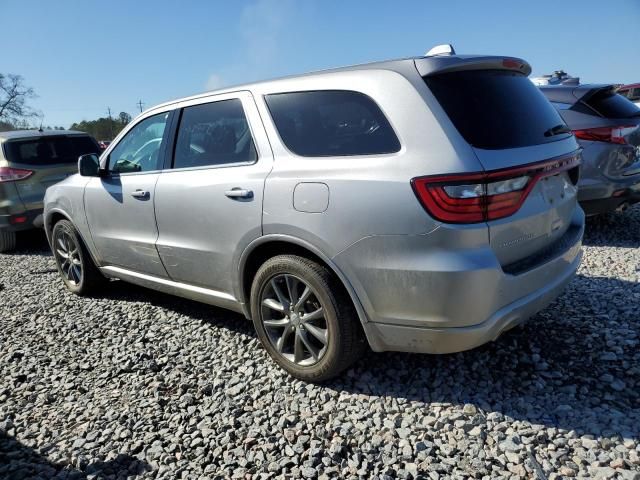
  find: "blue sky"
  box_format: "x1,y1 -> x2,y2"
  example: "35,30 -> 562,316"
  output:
3,0 -> 639,128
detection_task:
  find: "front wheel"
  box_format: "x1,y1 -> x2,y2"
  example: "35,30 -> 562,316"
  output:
250,255 -> 364,382
51,220 -> 104,295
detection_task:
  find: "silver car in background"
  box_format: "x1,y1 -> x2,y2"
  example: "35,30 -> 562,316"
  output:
541,84 -> 640,215
44,47 -> 584,381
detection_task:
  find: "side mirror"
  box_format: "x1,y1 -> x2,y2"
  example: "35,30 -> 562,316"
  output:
78,154 -> 101,177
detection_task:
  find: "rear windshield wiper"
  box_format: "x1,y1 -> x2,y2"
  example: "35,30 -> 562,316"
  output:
544,124 -> 572,137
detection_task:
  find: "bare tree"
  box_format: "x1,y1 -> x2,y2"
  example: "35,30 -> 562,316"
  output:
0,74 -> 37,124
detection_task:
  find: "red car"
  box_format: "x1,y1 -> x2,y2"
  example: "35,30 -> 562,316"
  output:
98,140 -> 111,150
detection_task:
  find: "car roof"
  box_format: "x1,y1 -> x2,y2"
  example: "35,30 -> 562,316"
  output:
539,84 -> 614,104
620,83 -> 640,90
0,129 -> 91,142
142,54 -> 530,116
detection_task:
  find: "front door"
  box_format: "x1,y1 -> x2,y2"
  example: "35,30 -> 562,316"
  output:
154,92 -> 272,296
84,111 -> 171,277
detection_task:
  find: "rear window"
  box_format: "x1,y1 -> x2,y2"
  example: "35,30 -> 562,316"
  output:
265,90 -> 400,157
424,70 -> 570,149
584,89 -> 640,119
4,135 -> 101,166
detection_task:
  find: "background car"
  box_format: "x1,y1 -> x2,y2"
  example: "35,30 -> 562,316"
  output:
98,140 -> 112,150
531,70 -> 580,86
541,84 -> 640,215
0,130 -> 101,251
617,83 -> 640,107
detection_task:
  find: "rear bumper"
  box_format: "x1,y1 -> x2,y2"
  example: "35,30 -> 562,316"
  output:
579,184 -> 640,216
577,142 -> 640,214
0,209 -> 43,232
335,210 -> 584,354
364,247 -> 581,353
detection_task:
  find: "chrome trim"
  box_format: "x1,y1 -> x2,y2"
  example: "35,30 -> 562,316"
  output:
100,266 -> 242,312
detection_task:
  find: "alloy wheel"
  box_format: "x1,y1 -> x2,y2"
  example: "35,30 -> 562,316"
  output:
260,274 -> 329,366
54,231 -> 83,286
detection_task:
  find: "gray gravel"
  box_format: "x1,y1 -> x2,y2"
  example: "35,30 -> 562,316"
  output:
1,207 -> 639,480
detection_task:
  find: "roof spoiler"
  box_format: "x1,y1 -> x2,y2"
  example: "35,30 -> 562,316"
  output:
415,55 -> 532,77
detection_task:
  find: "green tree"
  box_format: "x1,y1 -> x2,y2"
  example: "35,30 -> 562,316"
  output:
70,113 -> 132,140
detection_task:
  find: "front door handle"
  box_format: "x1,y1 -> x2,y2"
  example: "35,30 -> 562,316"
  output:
224,188 -> 253,199
131,189 -> 150,199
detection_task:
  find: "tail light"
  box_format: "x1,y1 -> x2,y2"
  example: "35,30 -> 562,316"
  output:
411,152 -> 581,224
0,167 -> 33,183
573,125 -> 638,145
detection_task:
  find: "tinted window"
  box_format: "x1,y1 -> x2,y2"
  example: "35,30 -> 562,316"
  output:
173,99 -> 257,169
4,135 -> 100,166
109,112 -> 169,173
425,70 -> 570,149
265,90 -> 400,157
630,88 -> 640,101
585,90 -> 640,119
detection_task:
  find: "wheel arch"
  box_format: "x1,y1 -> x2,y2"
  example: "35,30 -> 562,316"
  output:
46,209 -> 101,268
45,209 -> 71,236
238,235 -> 371,331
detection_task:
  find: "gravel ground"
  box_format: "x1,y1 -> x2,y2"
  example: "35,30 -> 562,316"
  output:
0,207 -> 639,480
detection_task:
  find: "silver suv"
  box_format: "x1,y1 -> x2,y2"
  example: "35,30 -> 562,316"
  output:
44,48 -> 584,381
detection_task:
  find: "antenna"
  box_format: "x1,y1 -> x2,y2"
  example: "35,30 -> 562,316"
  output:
137,100 -> 144,113
425,44 -> 456,57
107,107 -> 114,139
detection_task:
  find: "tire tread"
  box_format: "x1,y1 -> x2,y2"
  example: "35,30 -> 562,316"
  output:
250,254 -> 365,382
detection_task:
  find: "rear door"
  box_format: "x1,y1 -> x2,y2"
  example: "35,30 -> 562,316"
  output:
154,91 -> 272,296
3,135 -> 100,211
423,68 -> 581,267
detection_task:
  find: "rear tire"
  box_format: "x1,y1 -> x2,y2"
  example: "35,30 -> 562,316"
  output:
0,230 -> 16,253
250,254 -> 365,382
51,220 -> 104,295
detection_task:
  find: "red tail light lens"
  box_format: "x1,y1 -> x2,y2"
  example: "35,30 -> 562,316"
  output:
573,125 -> 638,145
0,167 -> 33,183
9,215 -> 27,225
411,152 -> 581,224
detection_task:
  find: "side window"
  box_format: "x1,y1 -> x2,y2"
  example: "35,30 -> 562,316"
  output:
264,90 -> 400,157
109,112 -> 169,173
173,99 -> 257,169
630,88 -> 640,102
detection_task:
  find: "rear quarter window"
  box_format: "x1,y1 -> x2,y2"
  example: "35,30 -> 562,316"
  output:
4,135 -> 101,166
424,70 -> 570,149
265,90 -> 400,157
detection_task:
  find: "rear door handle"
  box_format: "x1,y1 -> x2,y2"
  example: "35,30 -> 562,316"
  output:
224,188 -> 253,199
131,189 -> 150,199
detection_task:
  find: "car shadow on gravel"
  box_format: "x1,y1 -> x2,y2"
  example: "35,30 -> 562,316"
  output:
6,229 -> 51,255
583,205 -> 640,247
94,271 -> 640,439
98,280 -> 254,336
328,273 -> 640,439
0,431 -> 150,479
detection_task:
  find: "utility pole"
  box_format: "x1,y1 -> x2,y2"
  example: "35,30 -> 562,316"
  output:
137,100 -> 144,113
107,107 -> 114,139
